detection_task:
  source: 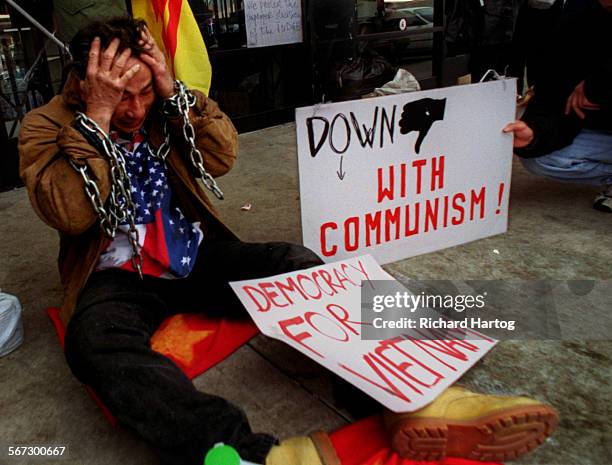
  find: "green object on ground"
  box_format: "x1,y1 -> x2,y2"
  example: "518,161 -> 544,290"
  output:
204,443 -> 241,465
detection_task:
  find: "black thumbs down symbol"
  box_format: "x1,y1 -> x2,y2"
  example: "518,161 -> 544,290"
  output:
398,97 -> 447,154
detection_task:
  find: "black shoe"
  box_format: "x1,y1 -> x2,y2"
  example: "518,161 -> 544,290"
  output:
593,186 -> 612,213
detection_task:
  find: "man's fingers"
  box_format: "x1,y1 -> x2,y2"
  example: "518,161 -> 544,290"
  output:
565,86 -> 599,119
565,93 -> 584,119
139,52 -> 154,63
582,102 -> 601,110
577,93 -> 600,110
100,38 -> 120,71
86,37 -> 101,78
565,91 -> 578,116
139,52 -> 167,75
138,52 -> 160,70
111,47 -> 131,78
120,63 -> 141,84
502,122 -> 516,132
502,120 -> 534,148
142,24 -> 155,44
573,100 -> 585,119
139,27 -> 165,60
503,121 -> 524,133
577,92 -> 589,109
139,26 -> 155,49
568,93 -> 585,119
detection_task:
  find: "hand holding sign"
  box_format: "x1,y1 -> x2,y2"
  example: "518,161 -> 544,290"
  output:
503,120 -> 534,148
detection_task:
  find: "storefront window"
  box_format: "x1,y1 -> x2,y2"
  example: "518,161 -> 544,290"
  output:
191,0 -> 246,50
311,0 -> 438,102
190,0 -> 310,131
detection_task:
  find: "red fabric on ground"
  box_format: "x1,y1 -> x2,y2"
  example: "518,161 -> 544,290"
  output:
47,307 -> 259,379
47,307 -> 258,426
47,307 -> 501,465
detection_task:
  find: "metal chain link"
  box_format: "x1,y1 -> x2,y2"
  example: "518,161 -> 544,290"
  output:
70,81 -> 224,279
68,161 -> 115,235
159,80 -> 225,200
70,113 -> 143,278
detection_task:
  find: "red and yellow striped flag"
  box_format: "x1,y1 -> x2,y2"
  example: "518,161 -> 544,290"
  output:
131,0 -> 212,95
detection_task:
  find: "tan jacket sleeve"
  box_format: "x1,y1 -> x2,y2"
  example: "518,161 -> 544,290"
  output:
165,90 -> 238,178
18,108 -> 111,235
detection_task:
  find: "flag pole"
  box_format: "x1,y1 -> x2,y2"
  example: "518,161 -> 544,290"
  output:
4,0 -> 72,57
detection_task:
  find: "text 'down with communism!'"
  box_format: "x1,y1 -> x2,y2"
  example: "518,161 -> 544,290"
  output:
296,79 -> 516,264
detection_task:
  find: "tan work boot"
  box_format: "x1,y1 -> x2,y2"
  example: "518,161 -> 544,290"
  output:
384,386 -> 559,462
265,431 -> 340,465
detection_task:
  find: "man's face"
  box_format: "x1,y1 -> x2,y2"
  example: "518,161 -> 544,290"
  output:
110,56 -> 156,134
600,0 -> 612,12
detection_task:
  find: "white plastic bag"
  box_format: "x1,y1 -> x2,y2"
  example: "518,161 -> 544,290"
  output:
370,68 -> 421,97
0,292 -> 24,357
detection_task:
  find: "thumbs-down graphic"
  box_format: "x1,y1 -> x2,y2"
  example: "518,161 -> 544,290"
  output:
399,97 -> 447,154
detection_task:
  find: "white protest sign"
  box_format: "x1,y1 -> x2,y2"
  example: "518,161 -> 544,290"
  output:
296,80 -> 516,264
230,255 -> 497,412
244,0 -> 303,48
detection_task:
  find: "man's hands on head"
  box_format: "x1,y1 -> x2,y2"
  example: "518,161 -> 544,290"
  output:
137,26 -> 175,99
503,121 -> 534,148
80,37 -> 141,133
565,80 -> 600,120
79,28 -> 176,134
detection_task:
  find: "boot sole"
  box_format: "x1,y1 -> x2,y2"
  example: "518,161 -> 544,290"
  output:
387,404 -> 559,462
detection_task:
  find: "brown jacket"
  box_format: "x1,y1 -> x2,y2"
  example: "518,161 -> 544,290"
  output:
18,73 -> 238,326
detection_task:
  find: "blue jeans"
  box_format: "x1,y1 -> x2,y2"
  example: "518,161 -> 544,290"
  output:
520,129 -> 612,187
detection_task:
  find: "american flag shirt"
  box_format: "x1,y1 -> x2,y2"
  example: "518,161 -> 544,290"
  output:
96,129 -> 203,278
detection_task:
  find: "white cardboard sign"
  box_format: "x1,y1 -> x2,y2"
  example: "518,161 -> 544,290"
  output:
230,255 -> 497,412
296,80 -> 516,264
244,0 -> 303,48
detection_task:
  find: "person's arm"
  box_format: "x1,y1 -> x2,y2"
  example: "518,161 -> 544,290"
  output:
19,36 -> 141,234
510,94 -> 582,158
19,107 -> 112,235
138,26 -> 237,178
164,90 -> 238,178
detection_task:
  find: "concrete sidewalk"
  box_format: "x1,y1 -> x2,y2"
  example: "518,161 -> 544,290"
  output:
0,123 -> 610,465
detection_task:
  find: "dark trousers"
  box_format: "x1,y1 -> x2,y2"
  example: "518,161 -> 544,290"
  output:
64,240 -> 324,465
